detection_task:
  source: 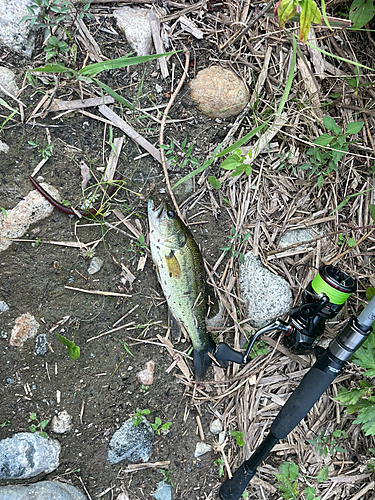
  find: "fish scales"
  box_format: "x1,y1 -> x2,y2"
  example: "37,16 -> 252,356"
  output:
148,199 -> 215,380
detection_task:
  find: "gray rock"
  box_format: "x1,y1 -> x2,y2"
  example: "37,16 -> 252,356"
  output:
114,7 -> 152,56
51,410 -> 73,434
0,300 -> 9,312
107,417 -> 154,464
209,418 -> 223,435
218,430 -> 226,446
0,140 -> 9,153
0,67 -> 19,97
194,441 -> 212,457
279,228 -> 314,249
240,253 -> 292,327
152,481 -> 172,500
0,1 -> 40,57
0,481 -> 86,500
35,334 -> 47,356
0,432 -> 61,480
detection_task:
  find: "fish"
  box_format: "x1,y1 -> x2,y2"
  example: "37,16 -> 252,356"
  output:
148,199 -> 216,380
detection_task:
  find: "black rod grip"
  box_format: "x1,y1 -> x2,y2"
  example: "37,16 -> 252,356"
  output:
219,463 -> 256,500
219,433 -> 279,500
271,361 -> 339,440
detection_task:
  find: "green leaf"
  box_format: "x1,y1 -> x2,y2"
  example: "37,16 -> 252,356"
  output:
304,486 -> 318,500
314,133 -> 334,146
369,204 -> 375,221
347,237 -> 357,247
39,420 -> 48,429
366,287 -> 375,300
32,63 -> 71,73
93,79 -> 133,109
275,0 -> 297,29
56,333 -> 75,349
30,413 -> 37,421
208,175 -> 221,189
79,52 -> 177,78
243,164 -> 252,176
323,115 -> 337,131
353,342 -> 375,375
350,0 -> 375,29
346,121 -> 364,135
67,345 -> 80,361
299,0 -> 322,43
220,154 -> 242,170
316,465 -> 329,483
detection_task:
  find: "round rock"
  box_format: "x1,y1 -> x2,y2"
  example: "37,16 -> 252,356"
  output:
0,481 -> 86,500
189,66 -> 249,119
107,417 -> 154,464
0,432 -> 61,480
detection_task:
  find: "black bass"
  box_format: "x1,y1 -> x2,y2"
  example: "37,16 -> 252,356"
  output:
148,199 -> 216,380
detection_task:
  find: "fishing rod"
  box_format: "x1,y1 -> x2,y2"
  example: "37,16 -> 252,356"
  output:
215,264 -> 375,500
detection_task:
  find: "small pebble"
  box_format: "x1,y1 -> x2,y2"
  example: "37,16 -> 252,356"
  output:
152,481 -> 171,500
194,442 -> 212,458
10,313 -> 39,347
136,360 -> 155,385
35,334 -> 47,356
88,257 -> 103,275
0,300 -> 9,312
51,410 -> 73,434
210,418 -> 223,435
219,431 -> 226,446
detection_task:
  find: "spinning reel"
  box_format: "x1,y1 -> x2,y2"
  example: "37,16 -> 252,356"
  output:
215,264 -> 356,364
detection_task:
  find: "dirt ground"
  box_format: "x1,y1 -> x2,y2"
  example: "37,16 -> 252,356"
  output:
1,1 -> 375,500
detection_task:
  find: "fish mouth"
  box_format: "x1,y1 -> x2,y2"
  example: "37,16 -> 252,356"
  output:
148,199 -> 165,221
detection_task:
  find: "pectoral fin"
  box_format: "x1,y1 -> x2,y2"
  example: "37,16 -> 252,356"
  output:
166,250 -> 181,278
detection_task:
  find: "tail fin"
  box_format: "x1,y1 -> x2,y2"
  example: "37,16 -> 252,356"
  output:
193,338 -> 216,381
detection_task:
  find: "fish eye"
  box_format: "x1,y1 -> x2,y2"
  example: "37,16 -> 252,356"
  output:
167,210 -> 175,219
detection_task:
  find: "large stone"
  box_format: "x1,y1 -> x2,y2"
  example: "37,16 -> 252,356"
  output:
0,0 -> 40,57
0,432 -> 61,480
107,417 -> 154,464
0,481 -> 86,500
240,253 -> 292,327
189,66 -> 249,119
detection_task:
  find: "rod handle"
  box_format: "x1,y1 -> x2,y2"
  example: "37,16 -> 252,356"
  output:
219,463 -> 256,500
271,355 -> 339,440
